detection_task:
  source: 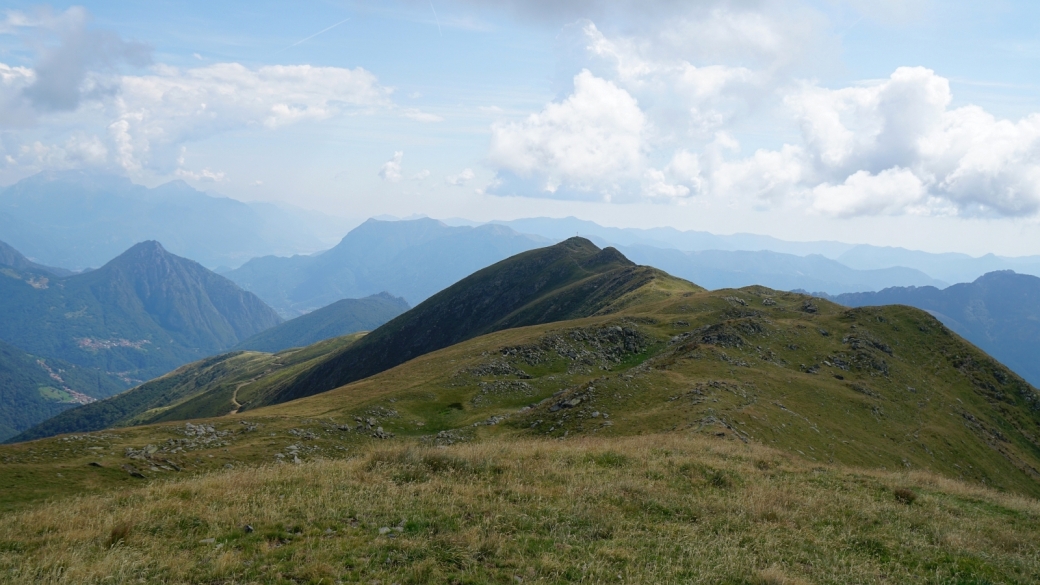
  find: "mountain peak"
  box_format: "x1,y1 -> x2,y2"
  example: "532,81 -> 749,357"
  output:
259,238 -> 694,406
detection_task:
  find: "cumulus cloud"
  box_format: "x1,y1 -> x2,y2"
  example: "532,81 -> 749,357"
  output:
445,168 -> 475,185
781,67 -> 1040,217
488,70 -> 646,197
78,61 -> 391,172
379,151 -> 404,182
414,169 -> 430,180
0,7 -> 398,176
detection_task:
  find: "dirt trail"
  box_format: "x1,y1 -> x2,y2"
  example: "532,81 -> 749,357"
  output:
228,381 -> 248,415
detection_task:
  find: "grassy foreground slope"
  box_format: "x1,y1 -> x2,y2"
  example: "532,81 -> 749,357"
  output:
3,433 -> 1039,584
4,246 -> 1040,582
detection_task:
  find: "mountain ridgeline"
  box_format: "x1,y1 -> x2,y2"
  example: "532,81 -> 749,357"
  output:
0,240 -> 72,277
827,271 -> 1040,387
233,293 -> 409,353
10,238 -> 679,440
0,240 -> 282,385
244,237 -> 694,407
222,218 -> 548,316
8,237 -> 1040,505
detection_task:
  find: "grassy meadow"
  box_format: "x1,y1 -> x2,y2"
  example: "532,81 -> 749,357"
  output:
2,433 -> 1039,584
5,284 -> 1040,583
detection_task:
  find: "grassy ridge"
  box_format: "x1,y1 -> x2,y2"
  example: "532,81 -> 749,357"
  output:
260,237 -> 692,408
1,433 -> 1038,584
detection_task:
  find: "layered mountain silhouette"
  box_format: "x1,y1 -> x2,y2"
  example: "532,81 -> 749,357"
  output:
251,237 -> 692,407
234,292 -> 409,353
0,339 -> 125,441
14,238 -> 693,439
0,240 -> 282,384
0,240 -> 72,277
615,245 -> 946,295
828,271 -> 1040,387
0,170 -> 348,269
222,218 -> 548,316
14,240 -> 1040,500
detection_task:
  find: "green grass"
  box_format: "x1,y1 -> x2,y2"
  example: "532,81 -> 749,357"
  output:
36,387 -> 74,403
2,280 -> 1040,582
1,433 -> 1039,584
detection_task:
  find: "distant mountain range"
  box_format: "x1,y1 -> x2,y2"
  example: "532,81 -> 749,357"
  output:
233,292 -> 409,353
221,218 -> 549,316
823,271 -> 1040,388
223,218 -> 956,313
476,216 -> 1040,285
6,170 -> 1039,293
614,245 -> 945,294
0,170 -> 351,270
0,239 -> 282,385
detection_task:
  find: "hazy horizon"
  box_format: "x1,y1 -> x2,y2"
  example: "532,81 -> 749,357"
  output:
3,1 -> 1040,256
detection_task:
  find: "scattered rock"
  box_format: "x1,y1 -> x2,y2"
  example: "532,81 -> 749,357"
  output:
121,464 -> 145,479
372,427 -> 394,440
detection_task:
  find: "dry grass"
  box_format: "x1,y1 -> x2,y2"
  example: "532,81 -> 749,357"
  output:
1,432 -> 1039,584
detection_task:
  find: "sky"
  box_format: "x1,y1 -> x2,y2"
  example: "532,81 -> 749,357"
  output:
3,1 -> 1040,255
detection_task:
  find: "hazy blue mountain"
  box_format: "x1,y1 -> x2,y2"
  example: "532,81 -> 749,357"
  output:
488,217 -> 1040,284
0,240 -> 282,385
0,339 -> 126,441
234,293 -> 409,353
492,216 -> 857,258
0,170 -> 352,270
836,245 -> 1040,284
827,271 -> 1040,387
0,240 -> 73,277
222,218 -> 549,316
608,245 -> 945,294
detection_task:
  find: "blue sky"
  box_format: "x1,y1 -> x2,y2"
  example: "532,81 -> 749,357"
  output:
3,1 -> 1040,255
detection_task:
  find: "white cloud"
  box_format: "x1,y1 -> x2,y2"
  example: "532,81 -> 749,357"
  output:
811,167 -> 930,217
488,70 -> 646,196
414,169 -> 430,180
379,151 -> 404,182
778,67 -> 1040,216
445,168 -> 475,186
8,133 -> 110,169
34,61 -> 391,173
